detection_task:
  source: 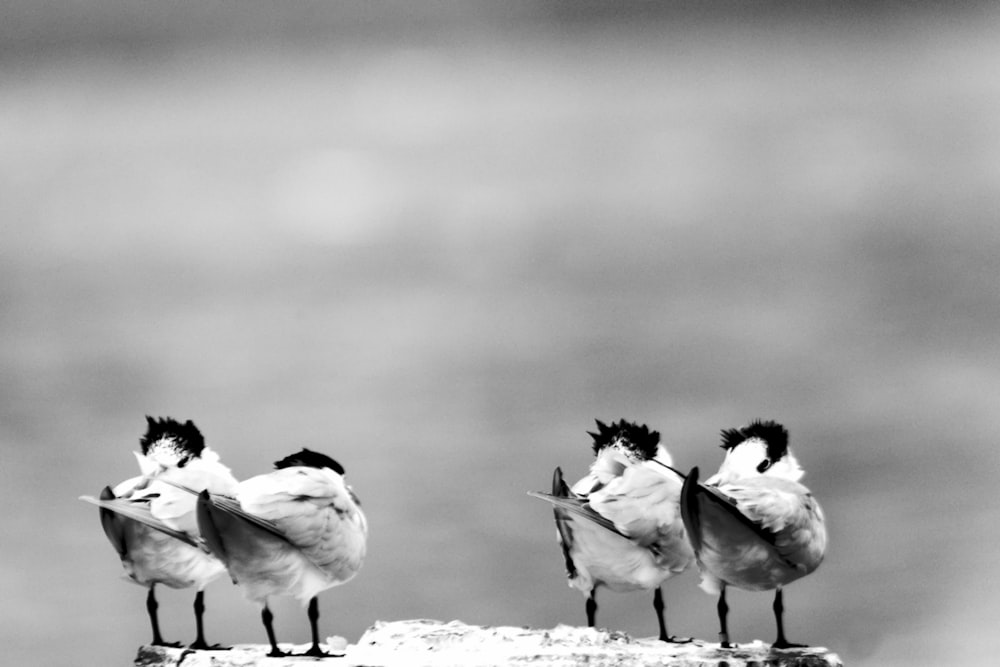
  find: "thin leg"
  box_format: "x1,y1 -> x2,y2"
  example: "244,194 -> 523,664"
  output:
147,585 -> 180,647
299,597 -> 330,657
717,584 -> 731,648
189,590 -> 228,650
585,590 -> 597,628
191,590 -> 207,649
262,604 -> 285,657
772,588 -> 806,649
654,587 -> 692,644
654,587 -> 668,642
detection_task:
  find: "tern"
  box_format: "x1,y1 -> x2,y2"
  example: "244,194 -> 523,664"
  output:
80,416 -> 238,649
529,419 -> 693,641
195,448 -> 367,658
680,419 -> 827,649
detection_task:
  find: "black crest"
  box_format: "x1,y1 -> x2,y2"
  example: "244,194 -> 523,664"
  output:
140,416 -> 205,458
274,448 -> 345,475
588,419 -> 660,460
720,419 -> 789,461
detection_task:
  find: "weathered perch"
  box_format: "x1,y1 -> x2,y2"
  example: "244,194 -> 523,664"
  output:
135,619 -> 843,666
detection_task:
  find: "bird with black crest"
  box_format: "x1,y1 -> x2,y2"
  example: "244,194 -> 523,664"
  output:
195,448 -> 367,658
529,419 -> 693,642
680,419 -> 827,649
80,416 -> 238,649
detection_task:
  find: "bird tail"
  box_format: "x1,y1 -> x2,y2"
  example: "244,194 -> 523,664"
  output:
679,466 -> 704,557
195,490 -> 233,577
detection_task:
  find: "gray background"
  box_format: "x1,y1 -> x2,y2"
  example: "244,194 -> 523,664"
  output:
3,3 -> 998,666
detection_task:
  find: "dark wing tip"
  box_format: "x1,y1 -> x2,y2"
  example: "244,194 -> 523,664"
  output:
552,466 -> 570,497
679,466 -> 703,557
549,467 -> 578,580
195,491 -> 228,564
97,485 -> 128,557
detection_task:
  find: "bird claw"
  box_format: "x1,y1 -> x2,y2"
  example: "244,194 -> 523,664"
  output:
773,640 -> 808,650
188,641 -> 230,651
153,641 -> 183,648
298,646 -> 331,658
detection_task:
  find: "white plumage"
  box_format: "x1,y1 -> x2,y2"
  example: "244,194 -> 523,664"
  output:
680,420 -> 827,648
80,417 -> 237,649
196,448 -> 367,658
530,420 -> 693,641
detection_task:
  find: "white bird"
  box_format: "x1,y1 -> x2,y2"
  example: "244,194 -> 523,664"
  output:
195,448 -> 367,658
680,419 -> 827,649
529,419 -> 693,641
80,416 -> 238,649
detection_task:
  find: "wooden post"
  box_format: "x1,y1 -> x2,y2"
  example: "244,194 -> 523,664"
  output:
135,619 -> 843,666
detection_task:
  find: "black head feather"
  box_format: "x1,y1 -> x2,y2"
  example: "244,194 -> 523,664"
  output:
274,448 -> 345,475
720,419 -> 789,462
140,416 -> 206,462
587,419 -> 660,460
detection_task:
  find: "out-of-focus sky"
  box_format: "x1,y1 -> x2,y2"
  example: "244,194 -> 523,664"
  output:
3,3 -> 999,666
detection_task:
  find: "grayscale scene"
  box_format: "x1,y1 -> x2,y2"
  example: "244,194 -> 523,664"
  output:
3,3 -> 998,666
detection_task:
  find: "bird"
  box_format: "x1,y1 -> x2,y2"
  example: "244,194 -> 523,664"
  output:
79,416 -> 238,649
679,419 -> 827,649
195,447 -> 367,658
529,419 -> 694,642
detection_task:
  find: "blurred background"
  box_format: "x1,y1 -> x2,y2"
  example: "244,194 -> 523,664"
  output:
3,2 -> 999,666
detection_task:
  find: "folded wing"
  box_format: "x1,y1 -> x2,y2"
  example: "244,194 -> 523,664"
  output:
719,476 -> 826,572
80,486 -> 199,550
588,463 -> 685,547
200,467 -> 366,576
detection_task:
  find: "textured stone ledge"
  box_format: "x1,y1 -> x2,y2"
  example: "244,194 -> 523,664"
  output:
136,619 -> 843,666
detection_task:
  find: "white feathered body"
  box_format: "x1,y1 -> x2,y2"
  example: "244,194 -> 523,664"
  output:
686,438 -> 827,596
559,445 -> 693,595
216,466 -> 367,605
114,515 -> 223,589
103,447 -> 238,590
693,475 -> 826,594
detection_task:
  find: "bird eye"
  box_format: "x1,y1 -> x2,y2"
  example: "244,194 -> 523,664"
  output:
756,459 -> 772,473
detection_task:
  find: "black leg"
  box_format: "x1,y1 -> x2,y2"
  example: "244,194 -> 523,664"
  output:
654,587 -> 692,644
191,590 -> 207,649
298,597 -> 330,657
585,590 -> 597,628
717,585 -> 731,648
772,588 -> 806,649
188,590 -> 228,650
262,604 -> 285,657
147,585 -> 180,647
654,587 -> 668,642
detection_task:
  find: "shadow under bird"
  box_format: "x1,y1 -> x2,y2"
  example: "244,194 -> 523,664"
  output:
195,448 -> 367,658
529,419 -> 693,642
79,416 -> 238,649
680,419 -> 827,649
